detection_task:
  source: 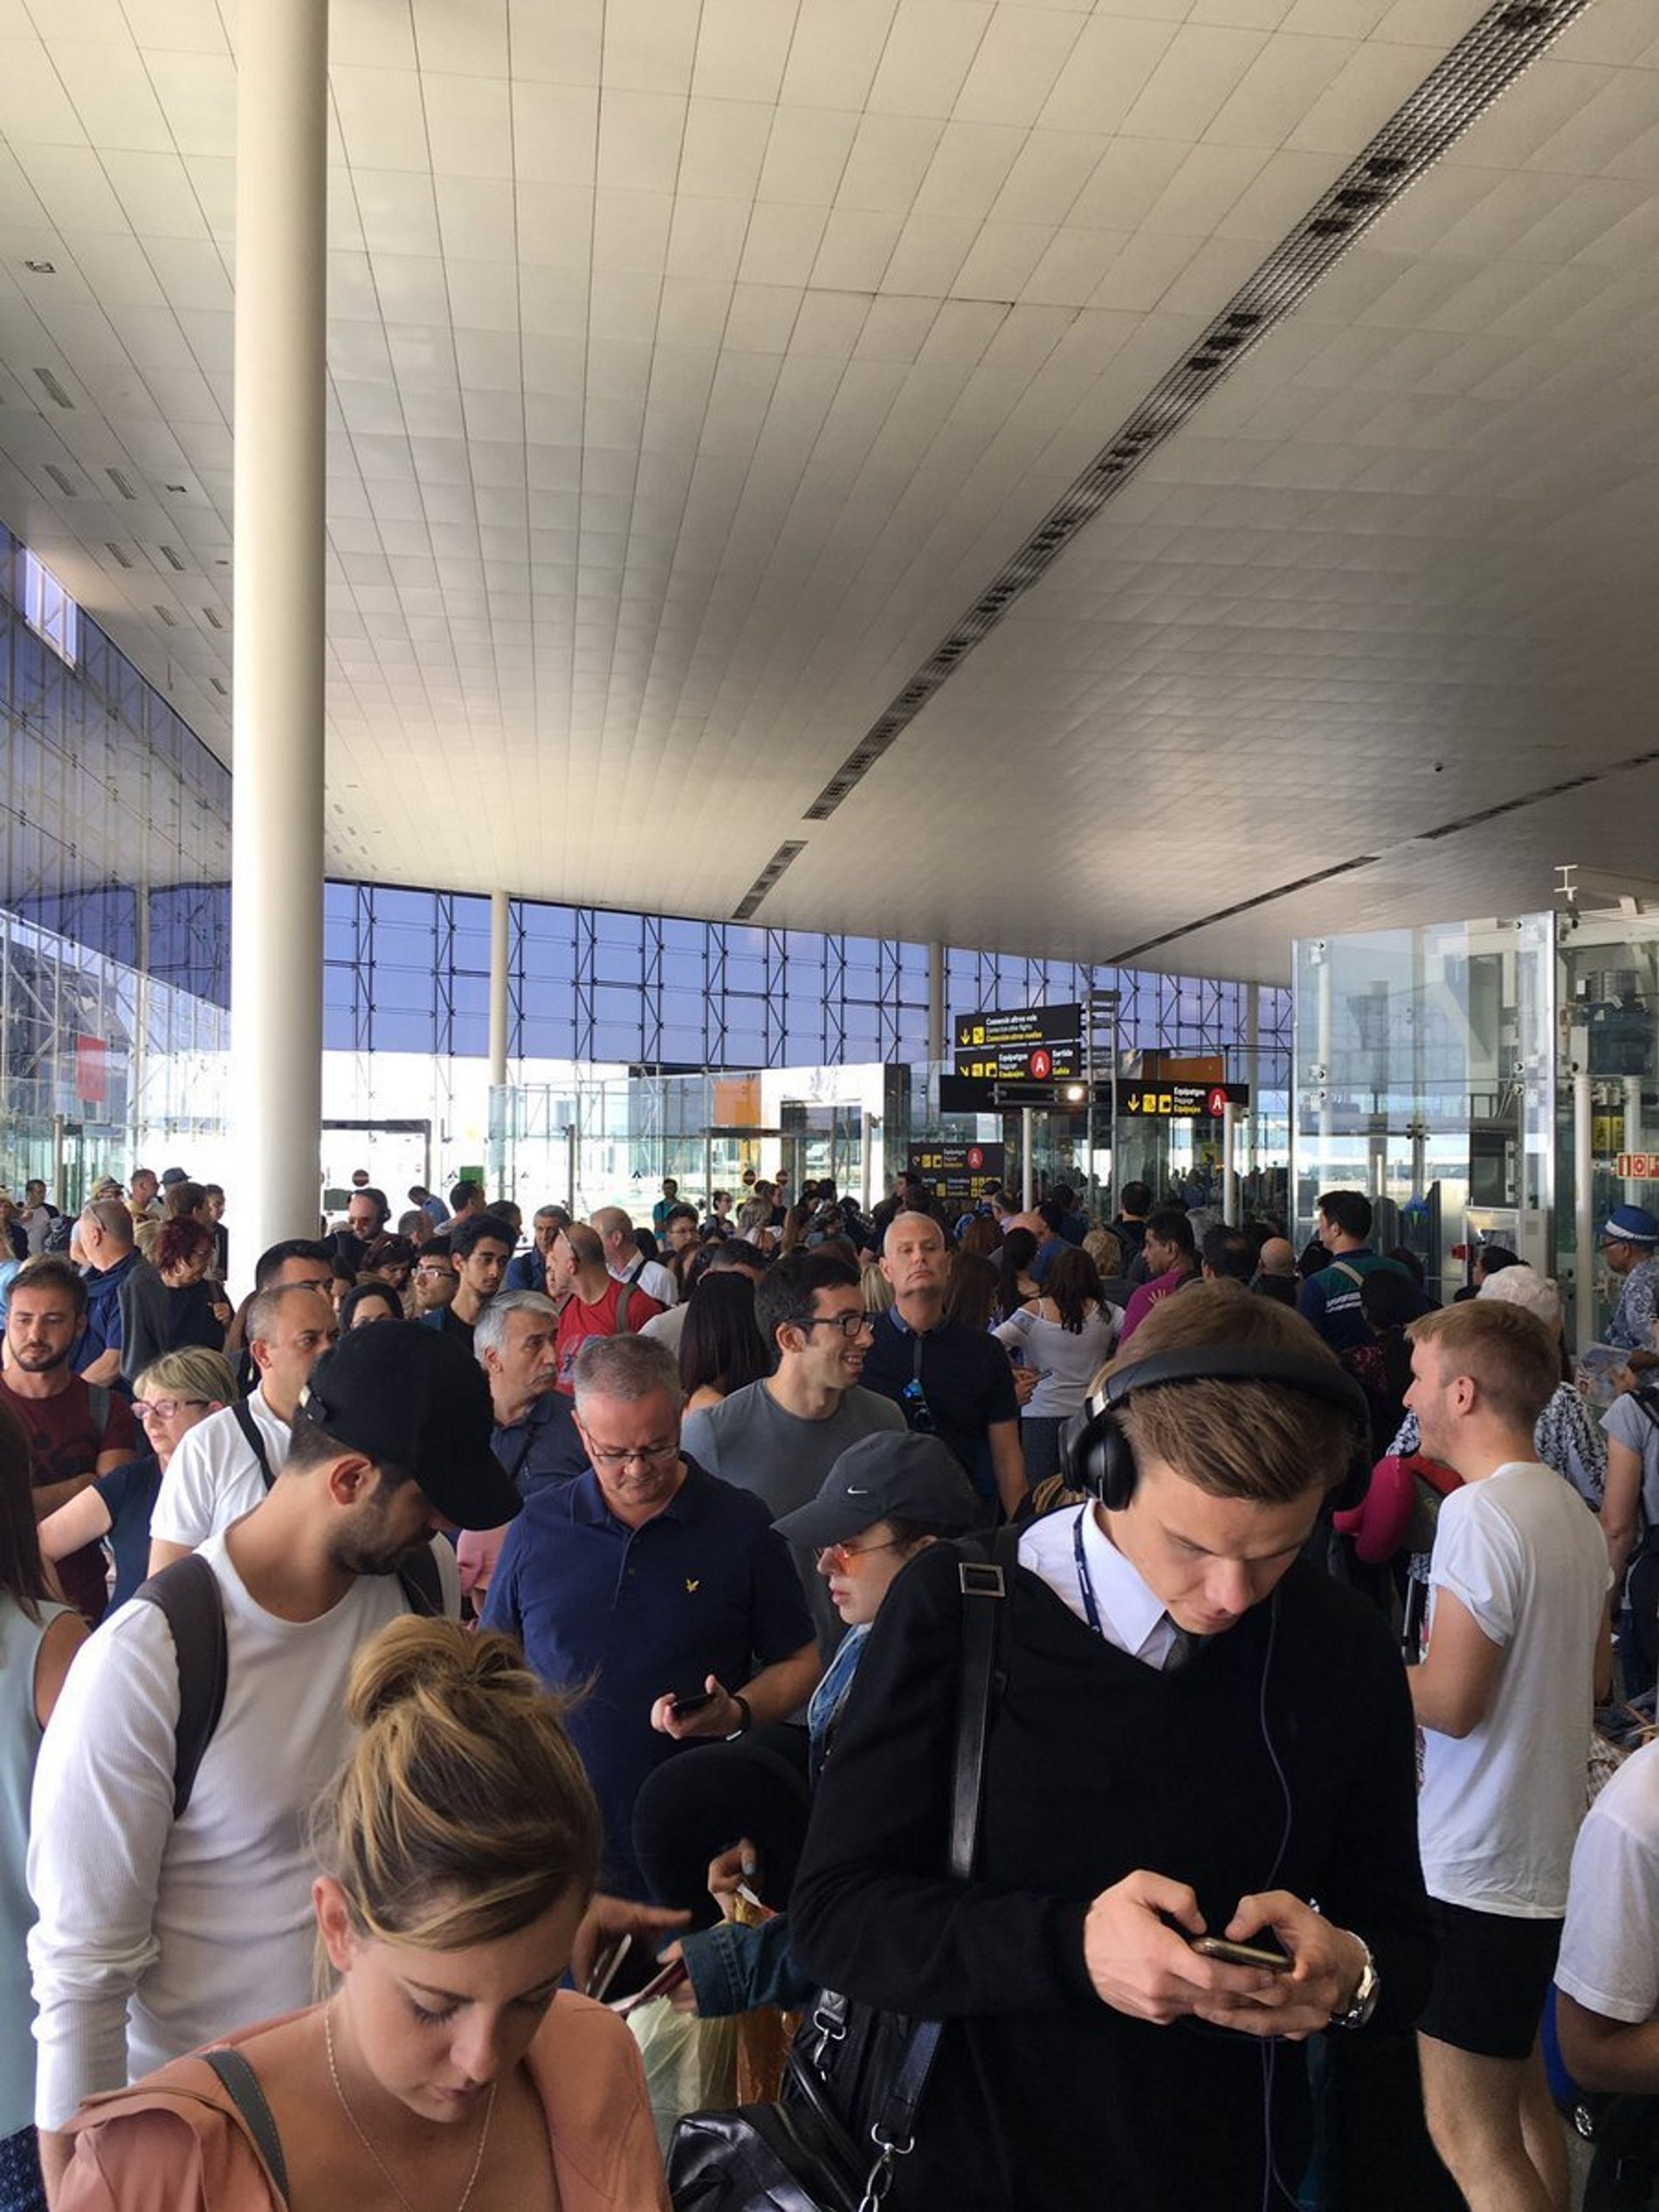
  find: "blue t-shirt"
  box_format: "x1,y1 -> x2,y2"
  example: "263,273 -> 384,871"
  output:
504,1251 -> 547,1295
482,1458 -> 814,1896
91,1448 -> 162,1611
76,1251 -> 138,1375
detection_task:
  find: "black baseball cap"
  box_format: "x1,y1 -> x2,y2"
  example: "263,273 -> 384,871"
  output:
774,1430 -> 979,1549
296,1320 -> 520,1531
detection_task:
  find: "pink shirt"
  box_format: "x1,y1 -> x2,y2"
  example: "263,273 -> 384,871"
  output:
1117,1265 -> 1197,1346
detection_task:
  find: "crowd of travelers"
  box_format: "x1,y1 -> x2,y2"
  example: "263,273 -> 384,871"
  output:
0,1157 -> 1656,2209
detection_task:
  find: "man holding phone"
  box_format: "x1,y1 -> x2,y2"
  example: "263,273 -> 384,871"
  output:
791,1285 -> 1433,2211
483,1332 -> 817,1902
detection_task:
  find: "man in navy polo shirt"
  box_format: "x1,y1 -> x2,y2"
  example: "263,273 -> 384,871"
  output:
859,1210 -> 1025,1520
482,1331 -> 819,1898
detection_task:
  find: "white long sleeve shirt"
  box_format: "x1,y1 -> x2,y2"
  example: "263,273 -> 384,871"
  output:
27,1528 -> 458,2126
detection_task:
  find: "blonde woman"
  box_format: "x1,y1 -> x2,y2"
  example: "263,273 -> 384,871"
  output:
59,1618 -> 668,2211
38,1348 -> 234,1615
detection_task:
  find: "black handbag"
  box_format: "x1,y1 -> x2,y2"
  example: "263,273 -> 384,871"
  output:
666,1540 -> 1014,2212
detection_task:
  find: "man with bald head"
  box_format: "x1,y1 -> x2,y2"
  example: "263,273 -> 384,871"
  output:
591,1205 -> 678,1309
859,1209 -> 1025,1520
552,1223 -> 663,1392
1253,1237 -> 1299,1308
148,1284 -> 339,1569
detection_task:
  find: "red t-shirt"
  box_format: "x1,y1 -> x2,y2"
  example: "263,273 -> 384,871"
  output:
554,1278 -> 664,1392
0,1371 -> 138,1622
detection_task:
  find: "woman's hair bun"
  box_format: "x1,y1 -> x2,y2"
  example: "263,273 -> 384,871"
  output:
345,1617 -> 539,1731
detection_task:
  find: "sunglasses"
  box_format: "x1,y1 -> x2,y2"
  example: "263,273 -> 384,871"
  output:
821,1538 -> 903,1574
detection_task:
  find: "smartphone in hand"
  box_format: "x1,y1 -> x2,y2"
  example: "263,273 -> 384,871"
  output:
1186,1933 -> 1292,1974
669,1687 -> 717,1719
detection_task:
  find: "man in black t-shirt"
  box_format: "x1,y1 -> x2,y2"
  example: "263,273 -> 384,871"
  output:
858,1210 -> 1023,1519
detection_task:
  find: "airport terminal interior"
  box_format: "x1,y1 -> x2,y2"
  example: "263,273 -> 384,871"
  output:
4,8 -> 1659,2211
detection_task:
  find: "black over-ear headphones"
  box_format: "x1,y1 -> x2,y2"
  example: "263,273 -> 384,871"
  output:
1058,1348 -> 1373,1513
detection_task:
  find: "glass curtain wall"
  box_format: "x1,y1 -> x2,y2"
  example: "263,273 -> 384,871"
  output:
0,523 -> 231,1205
2,524 -> 1290,1236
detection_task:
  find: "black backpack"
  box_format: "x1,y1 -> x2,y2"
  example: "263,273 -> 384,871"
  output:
134,1546 -> 446,1817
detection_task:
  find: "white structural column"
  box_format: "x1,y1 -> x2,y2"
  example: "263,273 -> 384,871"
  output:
229,0 -> 329,1258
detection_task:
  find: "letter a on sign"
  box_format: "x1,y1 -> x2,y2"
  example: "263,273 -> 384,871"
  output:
1208,1088 -> 1227,1116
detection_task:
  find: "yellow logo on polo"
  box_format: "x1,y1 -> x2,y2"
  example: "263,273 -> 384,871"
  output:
685,1579 -> 700,1593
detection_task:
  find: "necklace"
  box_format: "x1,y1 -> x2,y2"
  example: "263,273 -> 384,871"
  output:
324,2002 -> 498,2212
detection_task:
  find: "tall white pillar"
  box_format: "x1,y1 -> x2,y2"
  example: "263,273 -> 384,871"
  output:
230,0 -> 329,1258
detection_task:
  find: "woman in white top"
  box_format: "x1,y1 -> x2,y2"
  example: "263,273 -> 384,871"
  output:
993,1247 -> 1122,1484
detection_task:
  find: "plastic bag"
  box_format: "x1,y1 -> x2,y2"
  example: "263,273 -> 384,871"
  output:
627,1995 -> 737,2156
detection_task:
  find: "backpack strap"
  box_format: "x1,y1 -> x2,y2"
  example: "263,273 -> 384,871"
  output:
1331,1261 -> 1366,1292
133,1554 -> 227,1820
232,1402 -> 275,1491
86,1383 -> 110,1443
202,2048 -> 290,2206
613,1282 -> 633,1333
396,1544 -> 445,1617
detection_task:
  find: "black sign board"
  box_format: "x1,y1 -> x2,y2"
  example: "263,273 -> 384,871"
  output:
953,1003 -> 1081,1083
907,1142 -> 1008,1206
938,1075 -> 1057,1114
1120,1083 -> 1249,1120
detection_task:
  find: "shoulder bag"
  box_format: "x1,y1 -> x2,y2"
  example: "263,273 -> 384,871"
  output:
666,1527 -> 1016,2212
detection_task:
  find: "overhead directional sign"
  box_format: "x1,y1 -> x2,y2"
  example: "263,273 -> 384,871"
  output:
1121,1083 -> 1250,1120
908,1142 -> 1007,1206
953,1003 -> 1080,1083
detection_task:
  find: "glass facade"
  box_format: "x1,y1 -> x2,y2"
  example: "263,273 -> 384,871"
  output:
2,518 -> 1289,1229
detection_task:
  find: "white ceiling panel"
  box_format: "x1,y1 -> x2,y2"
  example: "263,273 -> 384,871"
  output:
0,0 -> 1652,987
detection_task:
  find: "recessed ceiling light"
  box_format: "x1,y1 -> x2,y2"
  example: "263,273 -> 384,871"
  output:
24,259 -> 54,275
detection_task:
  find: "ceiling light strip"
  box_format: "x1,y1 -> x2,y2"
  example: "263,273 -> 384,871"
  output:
788,0 -> 1595,847
732,841 -> 806,922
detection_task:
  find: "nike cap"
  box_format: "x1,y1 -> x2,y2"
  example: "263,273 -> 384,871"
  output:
774,1429 -> 980,1549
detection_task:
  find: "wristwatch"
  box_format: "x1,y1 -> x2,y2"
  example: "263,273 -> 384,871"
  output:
1329,1938 -> 1380,2030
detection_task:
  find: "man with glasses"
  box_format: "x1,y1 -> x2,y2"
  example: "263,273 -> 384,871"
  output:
860,1210 -> 1026,1521
147,1284 -> 338,1569
410,1239 -> 458,1315
683,1252 -> 904,1656
483,1333 -> 817,1899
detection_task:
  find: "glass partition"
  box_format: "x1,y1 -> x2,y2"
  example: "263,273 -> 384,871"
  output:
1554,909 -> 1659,1348
1293,918 -> 1554,1309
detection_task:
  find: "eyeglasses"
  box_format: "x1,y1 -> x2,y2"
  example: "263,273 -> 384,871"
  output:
414,1265 -> 454,1280
587,1440 -> 680,1471
135,1398 -> 210,1425
802,1312 -> 875,1340
821,1539 -> 903,1574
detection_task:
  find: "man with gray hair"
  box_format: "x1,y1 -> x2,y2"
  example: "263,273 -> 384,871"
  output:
73,1197 -> 152,1389
473,1289 -> 585,1499
483,1331 -> 817,1898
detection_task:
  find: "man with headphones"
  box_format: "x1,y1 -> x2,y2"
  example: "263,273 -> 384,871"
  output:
790,1282 -> 1433,2212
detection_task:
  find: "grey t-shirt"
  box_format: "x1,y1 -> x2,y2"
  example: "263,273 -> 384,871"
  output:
681,1382 -> 905,1656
